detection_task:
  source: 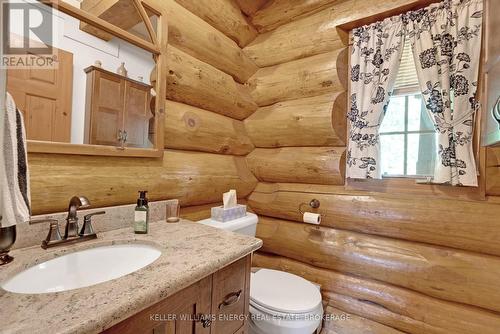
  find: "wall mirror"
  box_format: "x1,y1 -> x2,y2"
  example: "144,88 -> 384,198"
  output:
4,0 -> 166,157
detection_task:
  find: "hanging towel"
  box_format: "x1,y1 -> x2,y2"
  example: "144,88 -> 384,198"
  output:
0,92 -> 30,227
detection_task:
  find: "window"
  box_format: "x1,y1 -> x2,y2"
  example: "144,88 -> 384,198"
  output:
379,40 -> 437,178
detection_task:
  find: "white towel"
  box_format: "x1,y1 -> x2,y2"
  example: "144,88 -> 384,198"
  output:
0,92 -> 31,227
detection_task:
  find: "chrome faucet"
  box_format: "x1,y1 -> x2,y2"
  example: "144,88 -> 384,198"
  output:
65,196 -> 90,238
30,196 -> 105,249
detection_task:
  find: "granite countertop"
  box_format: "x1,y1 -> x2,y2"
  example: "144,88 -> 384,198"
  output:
0,220 -> 262,334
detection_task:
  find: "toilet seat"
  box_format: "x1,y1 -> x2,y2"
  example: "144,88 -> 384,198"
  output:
250,269 -> 322,315
250,298 -> 322,320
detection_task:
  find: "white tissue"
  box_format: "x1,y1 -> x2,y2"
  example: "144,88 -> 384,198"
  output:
303,212 -> 321,225
223,189 -> 237,209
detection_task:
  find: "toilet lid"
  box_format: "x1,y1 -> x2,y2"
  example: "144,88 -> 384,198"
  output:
250,269 -> 322,314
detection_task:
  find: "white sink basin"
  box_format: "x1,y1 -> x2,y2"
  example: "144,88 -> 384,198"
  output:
1,244 -> 161,294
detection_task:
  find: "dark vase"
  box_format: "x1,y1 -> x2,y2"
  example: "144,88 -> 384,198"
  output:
0,225 -> 16,265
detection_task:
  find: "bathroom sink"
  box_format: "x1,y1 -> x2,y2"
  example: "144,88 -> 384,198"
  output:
1,244 -> 161,294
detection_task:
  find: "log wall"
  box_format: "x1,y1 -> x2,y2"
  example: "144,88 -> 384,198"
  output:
255,216 -> 500,313
239,0 -> 500,332
253,253 -> 500,334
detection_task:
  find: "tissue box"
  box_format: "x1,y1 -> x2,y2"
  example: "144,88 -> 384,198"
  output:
211,204 -> 247,222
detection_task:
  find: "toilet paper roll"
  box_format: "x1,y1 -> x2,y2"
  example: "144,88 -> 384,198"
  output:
303,212 -> 321,225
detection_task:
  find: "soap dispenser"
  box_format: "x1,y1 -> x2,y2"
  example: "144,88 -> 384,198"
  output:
134,191 -> 149,234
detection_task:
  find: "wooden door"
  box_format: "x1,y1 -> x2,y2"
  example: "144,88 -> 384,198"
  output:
86,70 -> 125,146
103,276 -> 213,334
6,48 -> 73,142
123,81 -> 151,148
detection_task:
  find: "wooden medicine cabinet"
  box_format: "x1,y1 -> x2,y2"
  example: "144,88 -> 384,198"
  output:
84,66 -> 153,148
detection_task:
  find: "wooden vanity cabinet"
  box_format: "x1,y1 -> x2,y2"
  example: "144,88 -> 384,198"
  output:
84,66 -> 153,148
103,255 -> 252,334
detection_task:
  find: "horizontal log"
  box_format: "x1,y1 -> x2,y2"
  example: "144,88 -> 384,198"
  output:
164,45 -> 258,120
253,253 -> 500,334
248,182 -> 500,256
244,92 -> 346,147
246,148 -> 345,185
322,306 -> 405,334
174,0 -> 258,47
255,216 -> 500,313
29,150 -> 257,214
164,100 -> 254,155
251,0 -> 337,32
244,7 -> 346,67
248,49 -> 348,106
235,0 -> 269,16
324,293 -> 428,334
251,0 -> 426,33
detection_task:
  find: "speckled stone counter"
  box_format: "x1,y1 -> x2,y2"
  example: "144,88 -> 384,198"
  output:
0,220 -> 262,334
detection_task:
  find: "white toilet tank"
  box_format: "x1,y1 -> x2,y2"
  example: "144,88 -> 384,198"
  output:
198,213 -> 258,236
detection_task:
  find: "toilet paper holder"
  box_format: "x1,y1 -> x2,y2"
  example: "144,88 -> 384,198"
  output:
299,199 -> 321,214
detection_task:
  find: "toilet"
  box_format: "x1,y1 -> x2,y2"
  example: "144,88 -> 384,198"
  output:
199,213 -> 323,334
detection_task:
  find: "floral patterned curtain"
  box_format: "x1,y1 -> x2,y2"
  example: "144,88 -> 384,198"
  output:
407,0 -> 483,186
346,17 -> 406,179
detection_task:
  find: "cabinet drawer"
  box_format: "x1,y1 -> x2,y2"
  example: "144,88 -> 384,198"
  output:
211,256 -> 251,334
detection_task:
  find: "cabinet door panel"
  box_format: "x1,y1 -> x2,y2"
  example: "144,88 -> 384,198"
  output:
124,81 -> 151,148
175,305 -> 196,334
152,323 -> 166,334
88,72 -> 124,146
103,276 -> 212,334
211,256 -> 251,334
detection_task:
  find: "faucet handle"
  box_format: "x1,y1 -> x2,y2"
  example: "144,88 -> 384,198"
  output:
80,211 -> 105,237
83,211 -> 106,223
41,220 -> 62,249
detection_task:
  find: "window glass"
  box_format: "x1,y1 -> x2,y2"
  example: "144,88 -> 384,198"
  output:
380,94 -> 436,177
379,95 -> 405,132
380,134 -> 405,175
407,133 -> 436,175
407,95 -> 434,131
